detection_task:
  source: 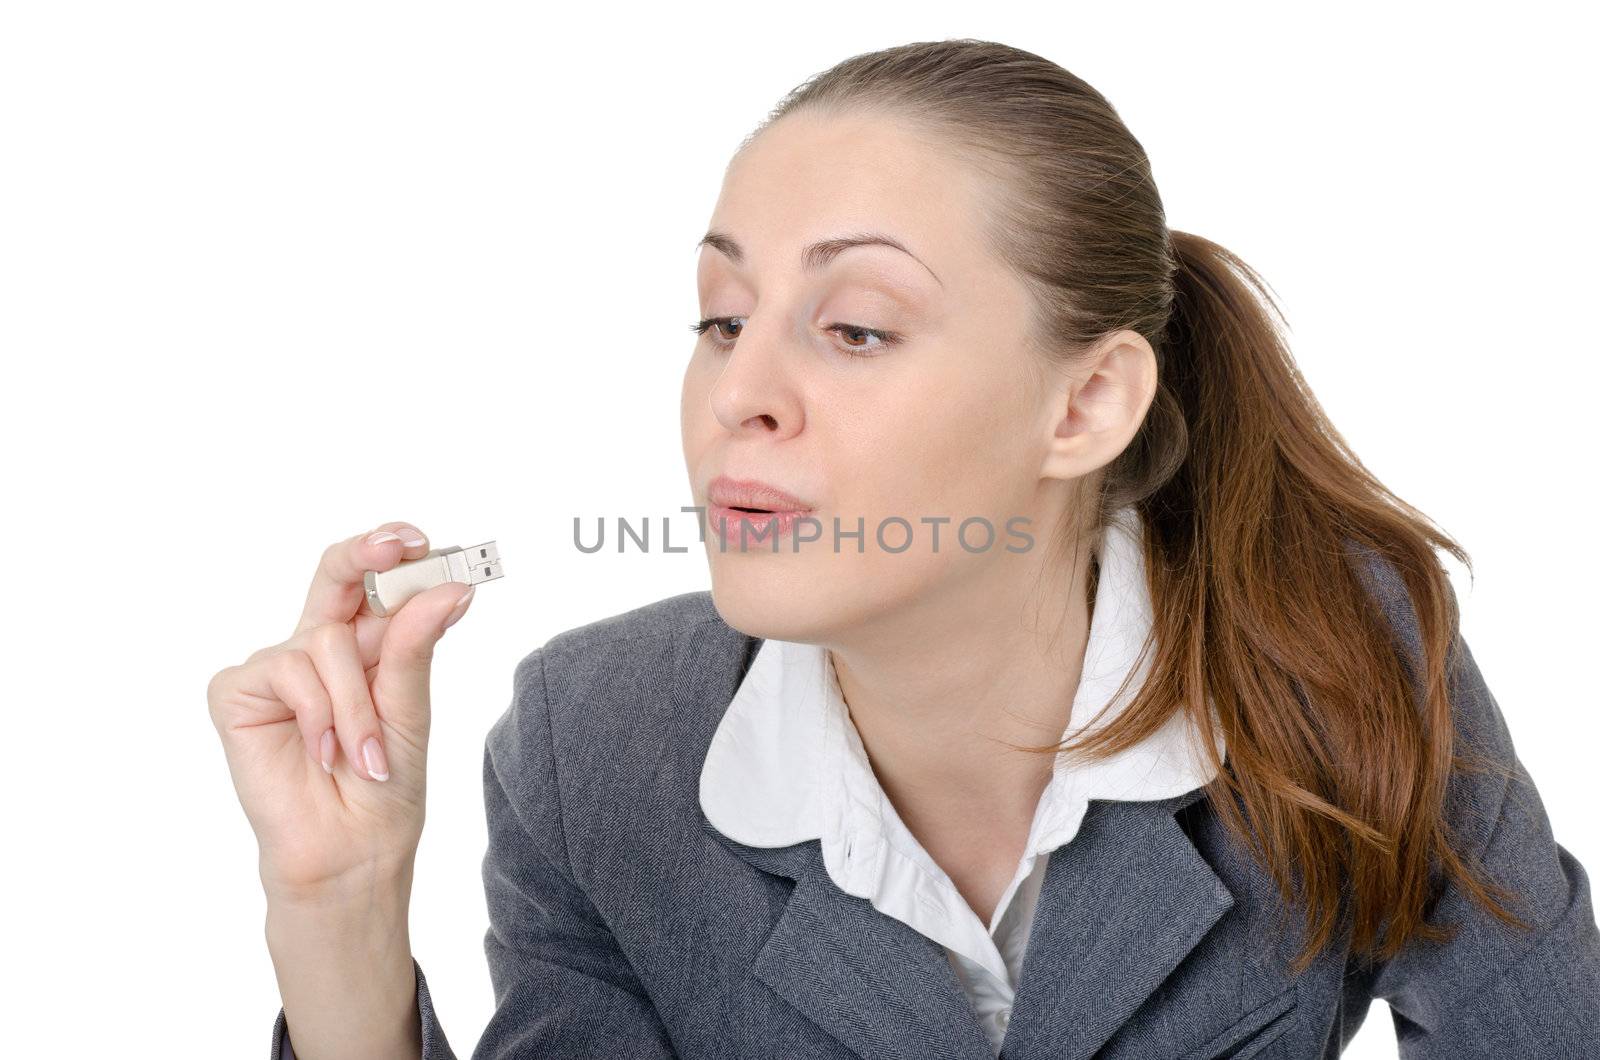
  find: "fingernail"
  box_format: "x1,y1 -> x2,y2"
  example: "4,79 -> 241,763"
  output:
443,586 -> 475,629
366,530 -> 402,546
397,528 -> 426,547
362,737 -> 389,782
319,728 -> 335,774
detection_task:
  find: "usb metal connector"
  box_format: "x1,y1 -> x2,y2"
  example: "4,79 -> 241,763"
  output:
364,540 -> 505,617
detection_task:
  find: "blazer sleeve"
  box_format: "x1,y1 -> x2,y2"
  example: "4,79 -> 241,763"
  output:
267,646 -> 676,1059
269,956 -> 453,1060
1351,577 -> 1600,1054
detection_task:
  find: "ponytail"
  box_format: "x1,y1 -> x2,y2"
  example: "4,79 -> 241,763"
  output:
1133,229 -> 1528,969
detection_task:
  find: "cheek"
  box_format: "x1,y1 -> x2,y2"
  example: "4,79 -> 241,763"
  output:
679,352 -> 717,450
832,361 -> 1031,525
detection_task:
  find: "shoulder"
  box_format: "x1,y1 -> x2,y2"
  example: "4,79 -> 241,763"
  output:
1339,535 -> 1504,747
1340,537 -> 1537,886
542,588 -> 726,656
524,589 -> 742,706
505,589 -> 747,726
485,591 -> 755,877
1343,535 -> 1434,627
488,591 -> 754,825
1342,536 -> 1438,665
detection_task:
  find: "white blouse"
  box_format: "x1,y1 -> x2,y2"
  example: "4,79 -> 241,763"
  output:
698,504 -> 1226,1056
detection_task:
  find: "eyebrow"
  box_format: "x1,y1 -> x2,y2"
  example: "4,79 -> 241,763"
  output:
695,229 -> 943,288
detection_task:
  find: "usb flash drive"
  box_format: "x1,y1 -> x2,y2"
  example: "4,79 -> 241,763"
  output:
364,540 -> 505,617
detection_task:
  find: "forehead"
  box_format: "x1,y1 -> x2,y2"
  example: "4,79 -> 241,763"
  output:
705,110 -> 993,281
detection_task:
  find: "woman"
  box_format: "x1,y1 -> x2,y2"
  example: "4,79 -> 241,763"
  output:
211,39 -> 1600,1058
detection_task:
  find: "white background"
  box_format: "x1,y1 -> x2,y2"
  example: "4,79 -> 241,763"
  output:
2,2 -> 1596,1056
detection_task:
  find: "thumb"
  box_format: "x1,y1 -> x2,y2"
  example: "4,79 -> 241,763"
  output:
371,581 -> 475,723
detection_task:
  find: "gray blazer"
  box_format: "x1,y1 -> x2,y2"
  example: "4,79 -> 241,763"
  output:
270,551 -> 1600,1058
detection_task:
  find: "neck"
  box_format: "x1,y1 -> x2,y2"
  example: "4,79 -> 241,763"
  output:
825,534 -> 1100,837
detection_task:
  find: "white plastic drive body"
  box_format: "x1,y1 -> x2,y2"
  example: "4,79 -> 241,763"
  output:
363,541 -> 503,617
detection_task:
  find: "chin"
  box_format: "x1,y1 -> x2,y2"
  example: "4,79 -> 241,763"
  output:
707,570 -> 839,644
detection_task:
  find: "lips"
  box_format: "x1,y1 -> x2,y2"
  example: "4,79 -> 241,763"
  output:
707,475 -> 815,513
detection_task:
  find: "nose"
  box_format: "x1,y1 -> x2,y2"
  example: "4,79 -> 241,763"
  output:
707,315 -> 804,439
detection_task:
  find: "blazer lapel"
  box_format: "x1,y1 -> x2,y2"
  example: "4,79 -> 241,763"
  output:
705,823 -> 995,1060
998,789 -> 1235,1060
701,787 -> 1234,1060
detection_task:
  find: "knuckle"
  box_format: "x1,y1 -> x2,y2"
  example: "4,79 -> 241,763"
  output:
305,622 -> 342,655
205,666 -> 234,725
267,647 -> 303,682
244,639 -> 284,666
205,665 -> 231,702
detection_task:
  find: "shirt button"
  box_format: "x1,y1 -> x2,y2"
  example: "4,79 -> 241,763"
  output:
996,1007 -> 1011,1029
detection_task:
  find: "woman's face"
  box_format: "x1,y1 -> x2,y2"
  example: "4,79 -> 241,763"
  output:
681,109 -> 1123,644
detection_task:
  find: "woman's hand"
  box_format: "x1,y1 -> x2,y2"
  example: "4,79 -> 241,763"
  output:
208,521 -> 477,905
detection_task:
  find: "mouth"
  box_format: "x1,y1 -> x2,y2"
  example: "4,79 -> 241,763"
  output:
706,475 -> 816,514
705,475 -> 816,545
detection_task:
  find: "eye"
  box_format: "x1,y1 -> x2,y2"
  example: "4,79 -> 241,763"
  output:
688,316 -> 744,343
824,322 -> 899,355
688,316 -> 903,358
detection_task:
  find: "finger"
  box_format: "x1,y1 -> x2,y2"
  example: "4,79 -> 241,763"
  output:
370,580 -> 475,734
208,647 -> 333,754
295,521 -> 430,637
265,648 -> 337,773
269,611 -> 389,683
303,621 -> 388,782
208,654 -> 294,731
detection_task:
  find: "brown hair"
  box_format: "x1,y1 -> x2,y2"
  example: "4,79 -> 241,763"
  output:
747,38 -> 1529,973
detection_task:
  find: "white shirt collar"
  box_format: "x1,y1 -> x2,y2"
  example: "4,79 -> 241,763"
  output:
699,504 -> 1226,985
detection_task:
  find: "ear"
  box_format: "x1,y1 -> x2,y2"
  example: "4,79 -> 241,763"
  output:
1038,330 -> 1159,483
